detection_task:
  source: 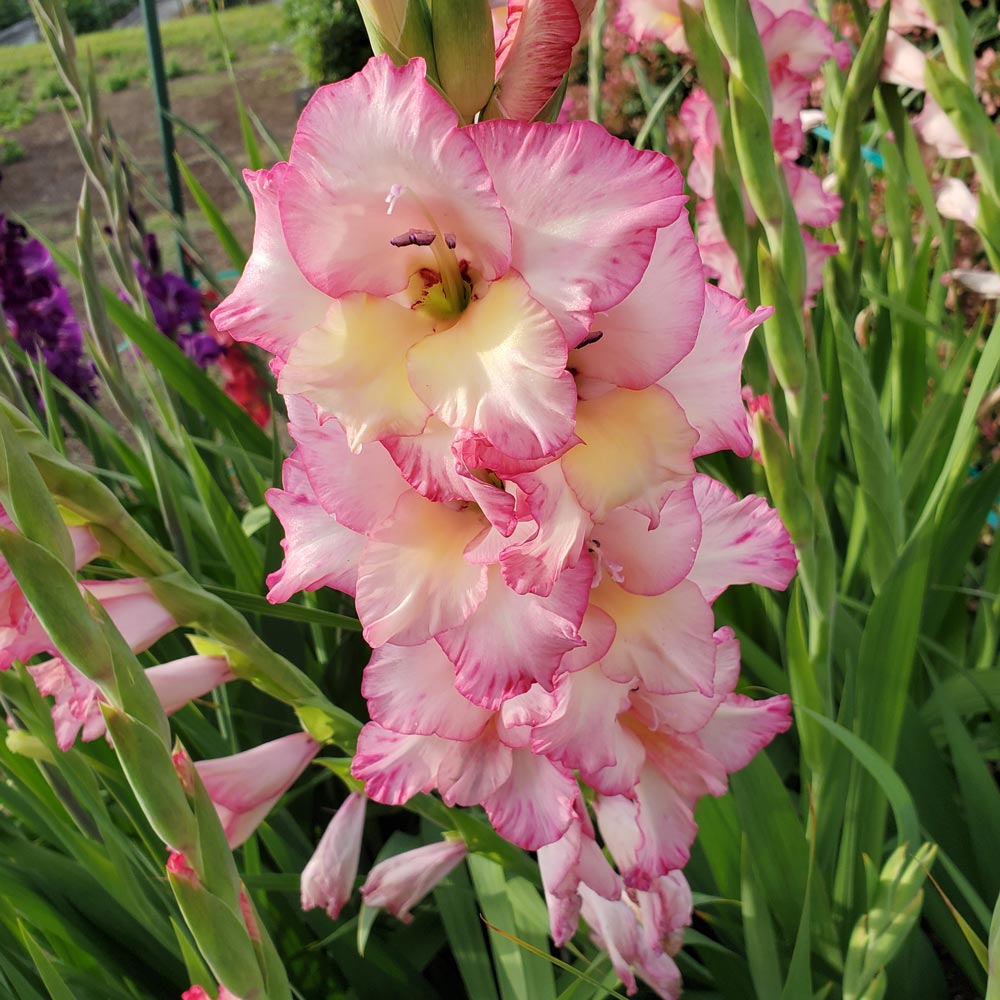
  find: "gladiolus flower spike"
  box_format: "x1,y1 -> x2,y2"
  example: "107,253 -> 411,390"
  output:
215,54 -> 798,998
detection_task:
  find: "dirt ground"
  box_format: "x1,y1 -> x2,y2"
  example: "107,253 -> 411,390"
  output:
0,49 -> 303,275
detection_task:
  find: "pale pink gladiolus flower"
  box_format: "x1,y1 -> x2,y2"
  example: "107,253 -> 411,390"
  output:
301,792 -> 367,919
80,578 -> 177,652
25,579 -> 186,750
869,0 -> 935,32
538,795 -> 620,945
882,30 -> 926,89
942,270 -> 1000,298
214,56 -> 685,471
146,655 -> 235,713
195,733 -> 321,848
360,839 -> 467,922
614,0 -> 702,52
914,97 -> 972,159
579,884 -> 682,998
935,178 -> 979,226
0,507 -> 99,670
29,653 -> 232,752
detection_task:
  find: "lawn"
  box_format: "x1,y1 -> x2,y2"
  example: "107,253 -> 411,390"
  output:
0,1 -> 287,134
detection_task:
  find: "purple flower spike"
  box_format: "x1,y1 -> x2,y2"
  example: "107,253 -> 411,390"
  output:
133,234 -> 219,370
0,214 -> 98,402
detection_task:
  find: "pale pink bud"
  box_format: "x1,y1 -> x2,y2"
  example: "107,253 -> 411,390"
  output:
146,655 -> 234,714
913,97 -> 973,159
360,839 -> 467,922
301,792 -> 366,919
195,733 -> 321,848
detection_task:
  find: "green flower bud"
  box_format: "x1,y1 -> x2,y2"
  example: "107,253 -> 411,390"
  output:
168,855 -> 267,1000
6,730 -> 54,763
432,0 -> 495,122
843,843 -> 936,1000
101,705 -> 200,860
358,0 -> 438,80
758,244 -> 806,393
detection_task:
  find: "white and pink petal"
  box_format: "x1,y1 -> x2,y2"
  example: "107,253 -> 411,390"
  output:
362,641 -> 493,740
281,57 -> 511,299
468,119 -> 685,343
660,286 -> 770,458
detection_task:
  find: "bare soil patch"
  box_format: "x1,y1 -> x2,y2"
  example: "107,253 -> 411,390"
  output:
0,50 -> 302,272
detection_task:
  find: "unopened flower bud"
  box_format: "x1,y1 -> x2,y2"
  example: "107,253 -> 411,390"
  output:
361,838 -> 466,922
358,0 -> 437,77
432,0 -> 496,122
167,849 -> 201,888
301,792 -> 366,919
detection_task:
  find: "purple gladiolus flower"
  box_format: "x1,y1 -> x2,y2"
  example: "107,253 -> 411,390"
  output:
131,235 -> 222,368
0,214 -> 98,401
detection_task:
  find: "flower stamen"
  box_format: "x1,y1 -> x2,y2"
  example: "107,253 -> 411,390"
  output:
384,184 -> 468,311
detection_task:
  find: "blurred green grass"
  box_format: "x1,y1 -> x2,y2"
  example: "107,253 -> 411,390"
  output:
0,1 -> 285,128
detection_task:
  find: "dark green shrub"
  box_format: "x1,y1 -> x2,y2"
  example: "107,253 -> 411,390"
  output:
284,0 -> 368,85
106,70 -> 130,91
62,0 -> 136,35
0,136 -> 24,165
36,73 -> 71,101
0,0 -> 28,31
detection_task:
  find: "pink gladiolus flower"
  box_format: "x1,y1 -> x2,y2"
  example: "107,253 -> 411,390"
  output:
214,56 -> 685,469
882,30 -> 926,89
942,270 -> 1000,298
24,572 -> 228,752
29,654 -> 233,752
869,0 -> 935,32
222,52 -> 801,996
579,883 -> 683,999
0,506 -> 99,670
79,578 -> 177,651
195,733 -> 320,848
913,97 -> 972,160
25,579 -> 187,750
668,0 -> 846,303
614,0 -> 700,52
146,655 -> 235,713
301,792 -> 367,919
360,839 -> 467,922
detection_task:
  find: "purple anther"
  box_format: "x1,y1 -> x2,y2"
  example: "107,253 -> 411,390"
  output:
390,228 -> 438,248
577,330 -> 604,348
